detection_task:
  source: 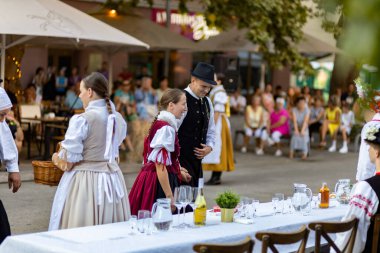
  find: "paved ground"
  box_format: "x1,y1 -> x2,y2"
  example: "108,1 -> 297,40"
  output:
0,146 -> 357,235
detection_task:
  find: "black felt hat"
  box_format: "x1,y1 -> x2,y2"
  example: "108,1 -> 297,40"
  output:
191,62 -> 217,85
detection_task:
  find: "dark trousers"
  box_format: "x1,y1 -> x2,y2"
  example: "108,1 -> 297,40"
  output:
210,171 -> 222,180
0,200 -> 10,244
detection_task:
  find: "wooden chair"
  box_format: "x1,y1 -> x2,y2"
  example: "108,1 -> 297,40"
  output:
255,225 -> 309,253
308,216 -> 358,253
371,214 -> 380,253
193,236 -> 254,253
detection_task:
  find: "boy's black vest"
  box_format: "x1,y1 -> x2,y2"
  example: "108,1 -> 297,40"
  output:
178,90 -> 210,187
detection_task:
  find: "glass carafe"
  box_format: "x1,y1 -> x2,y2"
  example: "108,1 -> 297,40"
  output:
335,179 -> 351,204
151,198 -> 173,231
292,183 -> 312,212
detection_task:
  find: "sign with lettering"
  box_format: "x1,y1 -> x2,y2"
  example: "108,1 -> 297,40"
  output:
152,9 -> 219,41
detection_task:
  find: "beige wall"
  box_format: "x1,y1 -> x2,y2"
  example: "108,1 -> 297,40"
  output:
271,66 -> 291,90
20,47 -> 48,88
173,52 -> 192,88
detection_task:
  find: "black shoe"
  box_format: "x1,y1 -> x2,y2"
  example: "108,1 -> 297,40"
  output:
205,177 -> 221,185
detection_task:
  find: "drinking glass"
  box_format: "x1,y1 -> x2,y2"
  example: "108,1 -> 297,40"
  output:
302,201 -> 312,216
312,195 -> 320,209
285,197 -> 294,214
244,198 -> 253,217
173,187 -> 184,228
238,197 -> 250,218
128,215 -> 137,235
137,210 -> 150,233
252,199 -> 260,218
272,197 -> 279,215
273,193 -> 284,214
145,218 -> 154,235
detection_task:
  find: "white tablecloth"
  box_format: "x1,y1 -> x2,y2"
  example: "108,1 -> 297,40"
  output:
0,202 -> 348,253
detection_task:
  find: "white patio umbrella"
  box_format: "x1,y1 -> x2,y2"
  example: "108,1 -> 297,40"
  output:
0,0 -> 148,81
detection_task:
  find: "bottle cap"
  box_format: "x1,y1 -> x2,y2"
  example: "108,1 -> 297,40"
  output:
198,178 -> 204,188
322,182 -> 327,187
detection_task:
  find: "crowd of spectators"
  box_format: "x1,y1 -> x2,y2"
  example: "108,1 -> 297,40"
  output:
237,83 -> 359,159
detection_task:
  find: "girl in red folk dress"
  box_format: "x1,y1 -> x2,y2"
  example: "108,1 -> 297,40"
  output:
129,89 -> 191,215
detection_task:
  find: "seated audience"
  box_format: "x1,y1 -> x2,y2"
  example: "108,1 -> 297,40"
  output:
339,102 -> 355,154
230,88 -> 246,115
241,96 -> 266,155
265,97 -> 290,157
289,96 -> 310,159
308,97 -> 325,143
320,97 -> 341,152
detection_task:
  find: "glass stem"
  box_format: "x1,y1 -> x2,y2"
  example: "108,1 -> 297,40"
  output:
182,204 -> 186,225
177,207 -> 181,225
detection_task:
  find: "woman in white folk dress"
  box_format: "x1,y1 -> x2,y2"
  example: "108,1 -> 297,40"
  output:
49,72 -> 130,230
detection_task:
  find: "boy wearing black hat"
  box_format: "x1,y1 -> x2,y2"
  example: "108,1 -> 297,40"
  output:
177,62 -> 216,187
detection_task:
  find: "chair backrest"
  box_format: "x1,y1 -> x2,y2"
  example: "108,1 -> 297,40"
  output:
308,216 -> 359,253
255,225 -> 309,253
19,104 -> 41,119
193,236 -> 254,253
371,214 -> 380,253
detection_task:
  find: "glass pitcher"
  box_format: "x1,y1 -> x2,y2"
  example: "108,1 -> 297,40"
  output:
292,183 -> 313,212
335,179 -> 351,204
151,198 -> 173,231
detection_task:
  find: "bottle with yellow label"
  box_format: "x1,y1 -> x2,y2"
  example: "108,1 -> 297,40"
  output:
194,178 -> 207,226
319,182 -> 330,208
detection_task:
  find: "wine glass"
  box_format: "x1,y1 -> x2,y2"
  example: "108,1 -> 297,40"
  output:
173,187 -> 184,228
180,186 -> 192,227
189,187 -> 198,211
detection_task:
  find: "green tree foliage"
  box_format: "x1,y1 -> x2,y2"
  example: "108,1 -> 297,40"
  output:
314,0 -> 380,86
104,0 -> 314,74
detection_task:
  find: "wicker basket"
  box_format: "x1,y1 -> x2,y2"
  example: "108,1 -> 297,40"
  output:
32,161 -> 64,186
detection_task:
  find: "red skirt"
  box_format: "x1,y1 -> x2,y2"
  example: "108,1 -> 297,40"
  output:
128,163 -> 179,215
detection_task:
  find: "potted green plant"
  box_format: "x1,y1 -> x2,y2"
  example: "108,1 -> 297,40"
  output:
215,190 -> 240,222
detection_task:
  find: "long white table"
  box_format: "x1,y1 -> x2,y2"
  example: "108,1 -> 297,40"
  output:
0,202 -> 348,253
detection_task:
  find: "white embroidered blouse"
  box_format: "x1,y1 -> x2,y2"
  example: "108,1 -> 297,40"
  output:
335,180 -> 379,252
147,111 -> 177,166
58,99 -> 126,163
210,85 -> 228,113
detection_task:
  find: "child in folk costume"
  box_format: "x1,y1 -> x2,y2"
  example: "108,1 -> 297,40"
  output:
335,125 -> 380,252
203,74 -> 235,185
129,89 -> 191,215
0,87 -> 21,243
49,72 -> 130,230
